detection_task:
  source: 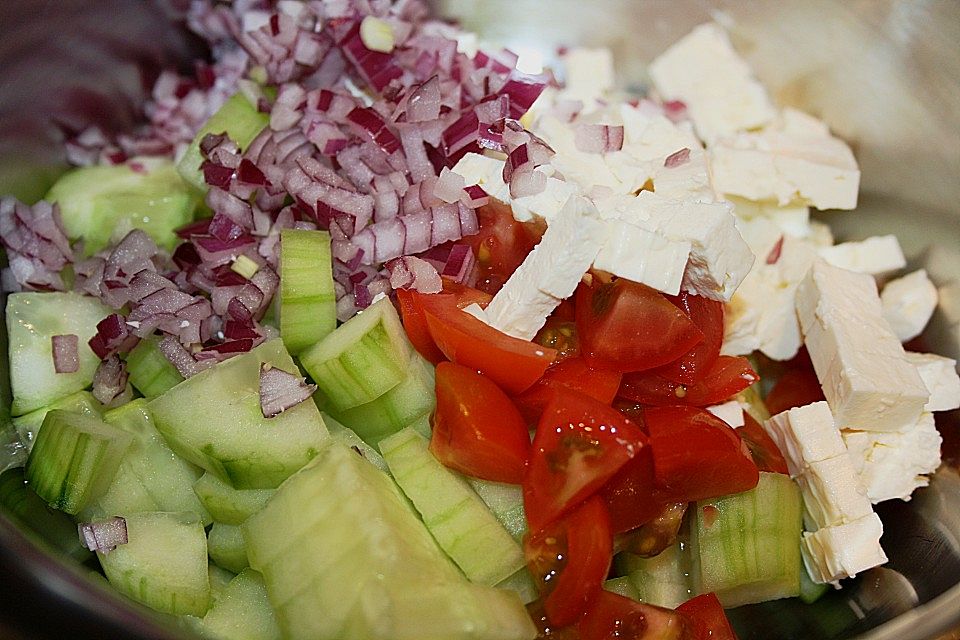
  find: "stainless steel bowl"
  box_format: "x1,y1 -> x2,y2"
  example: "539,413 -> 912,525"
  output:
1,0 -> 959,638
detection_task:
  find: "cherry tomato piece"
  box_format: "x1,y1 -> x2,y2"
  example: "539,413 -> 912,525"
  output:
764,366 -> 824,416
598,448 -> 666,535
737,413 -> 789,475
579,591 -> 695,640
396,282 -> 492,365
514,357 -> 622,424
461,200 -> 544,295
619,356 -> 759,408
676,593 -> 738,640
655,292 -> 725,385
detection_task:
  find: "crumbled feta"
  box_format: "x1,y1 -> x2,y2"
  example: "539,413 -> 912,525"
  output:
729,197 -> 812,239
801,513 -> 887,585
881,270 -> 938,342
706,400 -> 744,428
557,48 -> 615,109
593,219 -> 691,295
648,23 -> 775,144
904,352 -> 960,412
818,235 -> 906,276
796,455 -> 874,530
762,401 -> 846,479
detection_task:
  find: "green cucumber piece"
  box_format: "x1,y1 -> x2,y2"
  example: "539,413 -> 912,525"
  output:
97,511 -> 210,616
7,292 -> 112,416
126,336 -> 184,398
692,471 -> 803,608
242,442 -> 536,640
322,413 -> 388,473
467,477 -> 528,542
497,568 -> 539,604
208,523 -> 250,574
616,542 -> 693,609
12,390 -> 102,454
177,92 -> 269,193
300,297 -> 412,413
0,468 -> 92,563
197,568 -> 282,640
45,157 -> 197,256
604,576 -> 641,600
82,400 -> 210,524
208,563 -> 237,604
330,353 -> 435,447
279,229 -> 336,354
380,427 -> 525,586
149,339 -> 329,489
193,473 -> 275,526
25,410 -> 132,514
799,562 -> 830,604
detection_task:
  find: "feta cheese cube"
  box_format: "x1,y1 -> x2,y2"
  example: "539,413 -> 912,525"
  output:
842,413 -> 942,503
881,270 -> 938,342
801,513 -> 887,585
535,116 -> 625,192
904,352 -> 960,412
796,455 -> 874,530
762,401 -> 846,478
818,235 -> 906,276
558,48 -> 615,108
729,197 -> 811,239
593,220 -> 691,295
706,400 -> 744,428
648,23 -> 775,144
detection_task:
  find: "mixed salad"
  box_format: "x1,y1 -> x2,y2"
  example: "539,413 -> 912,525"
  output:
1,1 -> 959,639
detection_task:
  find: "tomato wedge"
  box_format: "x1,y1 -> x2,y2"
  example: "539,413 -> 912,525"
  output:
619,356 -> 759,407
737,413 -> 789,475
460,199 -> 544,295
576,278 -> 704,373
645,406 -> 759,503
513,357 -> 622,424
655,291 -> 725,385
396,282 -> 492,365
598,447 -> 666,535
430,362 -> 531,484
525,496 -> 613,627
414,291 -> 556,394
579,591 -> 695,640
524,391 -> 647,531
676,593 -> 738,640
764,366 -> 824,416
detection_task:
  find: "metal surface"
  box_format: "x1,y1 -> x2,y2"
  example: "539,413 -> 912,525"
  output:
1,0 -> 959,638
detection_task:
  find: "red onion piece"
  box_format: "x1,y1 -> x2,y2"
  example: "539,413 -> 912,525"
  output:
766,236 -> 785,265
51,334 -> 80,374
434,167 -> 466,204
574,124 -> 625,154
92,355 -> 129,405
78,517 -> 128,554
259,363 -> 316,418
405,75 -> 441,122
387,256 -> 442,293
664,147 -> 691,168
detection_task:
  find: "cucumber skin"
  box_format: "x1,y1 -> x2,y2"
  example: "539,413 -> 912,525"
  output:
279,228 -> 336,355
126,336 -> 184,398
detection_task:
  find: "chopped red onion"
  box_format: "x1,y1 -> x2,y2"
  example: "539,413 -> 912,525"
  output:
387,256 -> 442,293
405,75 -> 442,122
664,147 -> 691,168
574,124 -> 625,154
462,185 -> 490,208
259,363 -> 316,418
766,236 -> 785,265
158,336 -> 207,378
51,334 -> 80,374
0,198 -> 74,292
662,99 -> 688,123
92,355 -> 129,405
78,517 -> 128,554
434,167 -> 466,204
509,169 -> 546,198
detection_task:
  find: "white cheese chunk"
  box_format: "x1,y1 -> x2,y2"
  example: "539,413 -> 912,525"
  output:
729,197 -> 811,239
709,109 -> 860,210
762,401 -> 846,479
881,270 -> 938,342
648,23 -> 775,144
904,352 -> 960,412
483,197 -> 605,340
593,220 -> 691,295
842,413 -> 942,503
796,455 -> 874,530
706,400 -> 744,428
558,47 -> 615,108
796,260 -> 929,430
818,235 -> 906,276
801,513 -> 887,585
536,116 -> 625,192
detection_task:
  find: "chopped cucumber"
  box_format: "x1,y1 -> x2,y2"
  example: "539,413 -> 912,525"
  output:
467,477 -> 528,541
126,336 -> 184,398
799,561 -> 830,604
45,157 -> 197,255
300,297 -> 412,413
25,410 -> 132,515
322,413 -> 388,473
616,542 -> 693,609
149,339 -> 329,489
279,229 -> 336,354
208,563 -> 237,604
196,569 -> 282,640
497,568 -> 539,604
330,353 -> 435,448
7,292 -> 112,416
242,442 -> 536,640
604,576 -> 641,600
177,92 -> 269,192
82,400 -> 210,524
97,511 -> 210,617
691,471 -> 803,608
0,468 -> 92,563
737,384 -> 770,423
380,427 -> 525,586
193,473 -> 275,526
208,523 -> 250,574
12,390 -> 102,453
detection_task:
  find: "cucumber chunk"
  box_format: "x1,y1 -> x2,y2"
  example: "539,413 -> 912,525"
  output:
497,568 -> 539,605
799,562 -> 830,604
279,229 -> 336,354
82,400 -> 210,524
381,427 -> 525,586
7,292 -> 112,416
25,410 -> 132,515
177,92 -> 269,192
604,576 -> 641,600
45,157 -> 197,256
197,569 -> 282,640
193,473 -> 275,526
126,336 -> 184,398
322,413 -> 388,473
330,353 -> 436,447
12,390 -> 102,453
467,477 -> 528,541
208,522 -> 250,574
300,297 -> 412,413
97,511 -> 210,617
616,542 -> 693,609
149,339 -> 329,489
692,471 -> 803,608
208,563 -> 237,604
242,442 -> 536,640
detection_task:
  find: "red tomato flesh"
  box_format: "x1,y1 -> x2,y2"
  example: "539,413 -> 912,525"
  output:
461,200 -> 544,295
737,413 -> 790,475
525,496 -> 613,628
514,357 -> 622,424
396,282 -> 492,365
430,362 -> 531,484
579,591 -> 695,640
599,447 -> 667,535
676,593 -> 738,640
619,356 -> 759,408
655,291 -> 725,385
576,279 -> 704,373
764,365 -> 824,416
645,406 -> 759,503
524,391 -> 647,531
